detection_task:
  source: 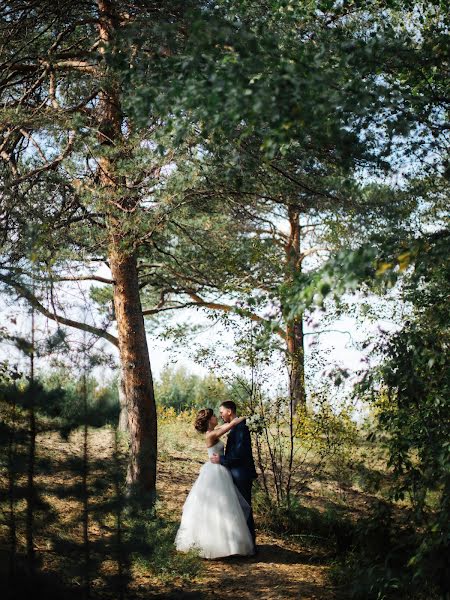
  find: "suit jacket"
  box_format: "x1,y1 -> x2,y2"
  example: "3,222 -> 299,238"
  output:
219,420 -> 257,482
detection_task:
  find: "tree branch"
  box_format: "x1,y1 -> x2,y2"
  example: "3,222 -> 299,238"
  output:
268,162 -> 341,203
1,131 -> 76,188
141,287 -> 285,338
299,246 -> 333,263
187,292 -> 286,339
0,274 -> 118,347
304,329 -> 353,342
142,302 -> 197,316
0,266 -> 113,285
6,59 -> 99,75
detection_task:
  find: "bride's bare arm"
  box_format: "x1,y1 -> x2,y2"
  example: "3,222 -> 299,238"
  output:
207,417 -> 245,443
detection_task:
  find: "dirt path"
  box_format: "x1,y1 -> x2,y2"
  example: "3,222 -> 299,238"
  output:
31,427 -> 336,600
153,532 -> 335,599
153,453 -> 336,599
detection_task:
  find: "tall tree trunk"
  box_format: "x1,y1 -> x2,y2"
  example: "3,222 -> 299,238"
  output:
109,250 -> 157,499
26,293 -> 36,576
8,382 -> 17,578
81,369 -> 90,599
285,205 -> 306,410
286,318 -> 305,409
97,0 -> 157,501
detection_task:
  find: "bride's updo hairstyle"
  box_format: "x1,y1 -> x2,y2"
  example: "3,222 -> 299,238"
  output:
195,408 -> 214,433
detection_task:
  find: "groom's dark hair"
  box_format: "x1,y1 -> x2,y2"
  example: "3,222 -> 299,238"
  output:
220,400 -> 237,413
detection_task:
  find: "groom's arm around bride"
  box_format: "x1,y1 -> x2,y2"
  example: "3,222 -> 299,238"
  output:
217,420 -> 257,477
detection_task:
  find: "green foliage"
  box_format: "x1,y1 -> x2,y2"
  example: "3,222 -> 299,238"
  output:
284,242 -> 411,318
280,224 -> 449,599
43,371 -> 120,430
221,331 -> 359,506
331,500 -> 442,600
255,491 -> 354,547
154,365 -> 230,411
122,1 -> 408,161
0,384 -> 202,597
0,372 -> 120,432
349,230 -> 450,595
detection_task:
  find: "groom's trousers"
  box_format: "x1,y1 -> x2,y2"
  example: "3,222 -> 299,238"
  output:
234,478 -> 256,546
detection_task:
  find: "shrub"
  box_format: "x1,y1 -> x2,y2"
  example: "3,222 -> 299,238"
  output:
330,501 -> 442,600
39,372 -> 120,429
254,491 -> 354,554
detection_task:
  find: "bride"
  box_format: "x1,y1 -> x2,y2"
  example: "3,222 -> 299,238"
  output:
174,408 -> 255,559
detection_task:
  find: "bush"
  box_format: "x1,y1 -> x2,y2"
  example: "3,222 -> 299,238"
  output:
330,501 -> 442,600
155,365 -> 230,412
157,405 -> 197,424
354,231 -> 450,597
254,491 -> 354,553
39,372 -> 120,428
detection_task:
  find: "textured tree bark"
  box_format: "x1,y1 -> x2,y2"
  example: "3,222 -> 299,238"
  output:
285,205 -> 306,410
97,0 -> 157,501
286,317 -> 306,409
109,249 -> 157,498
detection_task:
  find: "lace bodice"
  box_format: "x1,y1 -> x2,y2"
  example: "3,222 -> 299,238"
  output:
207,439 -> 225,457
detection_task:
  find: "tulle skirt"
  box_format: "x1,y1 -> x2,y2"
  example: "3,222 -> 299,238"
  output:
175,462 -> 254,559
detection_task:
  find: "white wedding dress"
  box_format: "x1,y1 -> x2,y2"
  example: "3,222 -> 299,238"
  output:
175,439 -> 254,559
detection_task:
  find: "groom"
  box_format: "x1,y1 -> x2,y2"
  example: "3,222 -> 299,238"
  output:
210,400 -> 257,553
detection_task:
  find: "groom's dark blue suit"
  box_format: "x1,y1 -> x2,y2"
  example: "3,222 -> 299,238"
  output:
219,420 -> 257,547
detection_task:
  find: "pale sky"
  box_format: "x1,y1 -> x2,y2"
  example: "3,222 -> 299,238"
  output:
0,281 -> 400,424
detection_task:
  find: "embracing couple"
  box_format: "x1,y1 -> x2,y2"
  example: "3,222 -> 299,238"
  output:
175,401 -> 258,559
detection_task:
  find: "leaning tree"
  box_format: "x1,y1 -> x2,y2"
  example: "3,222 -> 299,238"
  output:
0,0 -> 202,502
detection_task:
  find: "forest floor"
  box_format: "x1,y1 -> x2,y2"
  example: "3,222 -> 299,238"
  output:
154,454 -> 335,600
1,418 -> 392,600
